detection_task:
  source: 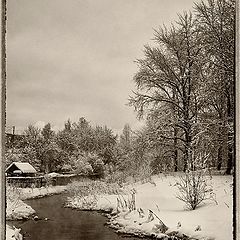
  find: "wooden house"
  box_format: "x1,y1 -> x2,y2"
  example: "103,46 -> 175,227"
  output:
6,162 -> 37,177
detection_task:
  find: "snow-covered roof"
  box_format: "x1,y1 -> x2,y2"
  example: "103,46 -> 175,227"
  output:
6,162 -> 37,173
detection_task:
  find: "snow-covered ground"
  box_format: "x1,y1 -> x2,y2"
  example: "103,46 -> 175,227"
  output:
66,174 -> 233,240
6,199 -> 36,220
6,225 -> 23,240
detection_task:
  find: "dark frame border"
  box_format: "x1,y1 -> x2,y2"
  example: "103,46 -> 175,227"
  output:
0,0 -> 239,240
0,0 -> 6,239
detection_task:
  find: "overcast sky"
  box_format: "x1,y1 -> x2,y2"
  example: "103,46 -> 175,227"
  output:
6,0 -> 196,134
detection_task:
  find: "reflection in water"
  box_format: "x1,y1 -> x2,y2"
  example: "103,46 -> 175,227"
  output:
8,194 -> 142,240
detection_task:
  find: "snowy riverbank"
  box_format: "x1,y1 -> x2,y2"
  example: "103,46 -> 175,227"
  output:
6,185 -> 66,220
66,174 -> 233,240
20,185 -> 67,200
6,185 -> 67,240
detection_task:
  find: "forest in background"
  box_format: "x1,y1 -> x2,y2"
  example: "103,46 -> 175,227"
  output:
5,0 -> 235,180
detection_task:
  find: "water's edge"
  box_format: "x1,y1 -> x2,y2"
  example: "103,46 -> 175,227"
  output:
7,193 -> 142,240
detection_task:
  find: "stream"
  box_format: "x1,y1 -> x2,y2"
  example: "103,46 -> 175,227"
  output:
8,193 -> 142,240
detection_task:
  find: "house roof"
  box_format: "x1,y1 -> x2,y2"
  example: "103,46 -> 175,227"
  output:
6,162 -> 37,173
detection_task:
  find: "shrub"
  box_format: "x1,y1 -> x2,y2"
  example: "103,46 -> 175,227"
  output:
105,170 -> 128,186
116,188 -> 137,211
74,160 -> 93,175
72,152 -> 105,177
61,164 -> 73,172
67,180 -> 120,198
175,169 -> 213,210
87,153 -> 105,177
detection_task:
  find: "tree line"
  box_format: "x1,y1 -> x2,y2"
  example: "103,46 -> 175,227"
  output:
6,0 -> 235,178
129,0 -> 235,175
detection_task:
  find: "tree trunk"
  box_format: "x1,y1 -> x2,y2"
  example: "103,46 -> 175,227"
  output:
226,145 -> 233,175
45,160 -> 50,174
183,143 -> 189,172
217,144 -> 223,170
173,127 -> 178,172
171,88 -> 179,172
174,149 -> 178,172
217,122 -> 228,171
183,127 -> 192,171
217,110 -> 224,170
225,95 -> 234,175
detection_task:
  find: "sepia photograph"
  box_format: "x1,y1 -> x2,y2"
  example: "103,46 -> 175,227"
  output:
1,0 -> 238,239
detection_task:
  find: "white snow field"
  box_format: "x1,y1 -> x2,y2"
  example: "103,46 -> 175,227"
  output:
67,174 -> 233,240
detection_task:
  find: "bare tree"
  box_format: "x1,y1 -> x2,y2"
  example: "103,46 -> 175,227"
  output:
195,0 -> 235,174
129,13 -> 205,171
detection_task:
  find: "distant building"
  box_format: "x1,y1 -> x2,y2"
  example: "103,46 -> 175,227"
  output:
6,162 -> 37,177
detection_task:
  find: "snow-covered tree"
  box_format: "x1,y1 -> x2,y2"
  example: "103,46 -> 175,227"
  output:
129,13 -> 206,171
195,0 -> 235,174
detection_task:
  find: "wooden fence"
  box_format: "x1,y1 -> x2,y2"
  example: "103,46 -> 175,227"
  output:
6,174 -> 97,188
7,176 -> 47,188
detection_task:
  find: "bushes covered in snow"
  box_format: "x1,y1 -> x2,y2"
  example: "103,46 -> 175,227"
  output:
175,170 -> 214,210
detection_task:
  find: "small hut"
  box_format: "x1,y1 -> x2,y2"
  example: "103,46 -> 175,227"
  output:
6,162 -> 37,177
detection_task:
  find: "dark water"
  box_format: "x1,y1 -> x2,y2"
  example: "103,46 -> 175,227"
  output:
8,194 -> 142,240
